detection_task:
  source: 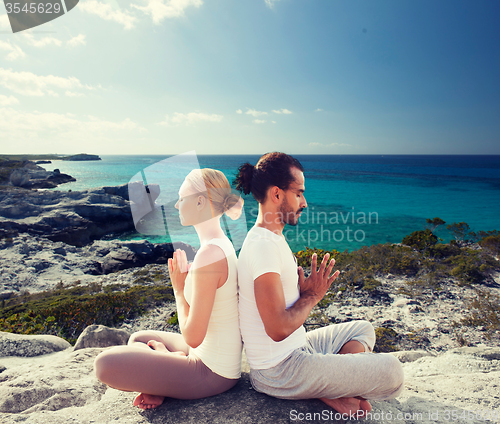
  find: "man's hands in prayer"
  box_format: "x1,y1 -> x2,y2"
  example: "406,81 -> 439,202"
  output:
298,253 -> 340,305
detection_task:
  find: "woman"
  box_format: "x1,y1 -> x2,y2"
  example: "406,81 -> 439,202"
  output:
94,168 -> 244,409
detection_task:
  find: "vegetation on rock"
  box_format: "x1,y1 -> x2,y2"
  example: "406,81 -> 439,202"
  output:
0,281 -> 174,344
296,219 -> 500,351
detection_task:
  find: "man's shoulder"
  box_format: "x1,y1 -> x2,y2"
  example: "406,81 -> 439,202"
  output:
242,227 -> 284,251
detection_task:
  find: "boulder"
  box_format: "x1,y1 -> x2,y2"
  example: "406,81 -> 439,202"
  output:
100,240 -> 194,273
0,332 -> 70,357
73,325 -> 130,351
9,169 -> 30,187
0,348 -> 105,415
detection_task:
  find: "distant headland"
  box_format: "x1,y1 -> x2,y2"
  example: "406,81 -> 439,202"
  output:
0,153 -> 101,162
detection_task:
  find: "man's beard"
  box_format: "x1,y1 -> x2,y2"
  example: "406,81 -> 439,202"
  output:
279,196 -> 303,226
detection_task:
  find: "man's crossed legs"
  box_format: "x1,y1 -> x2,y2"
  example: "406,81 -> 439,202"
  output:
249,320 -> 404,417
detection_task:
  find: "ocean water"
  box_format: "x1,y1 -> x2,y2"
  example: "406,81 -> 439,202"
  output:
39,155 -> 500,252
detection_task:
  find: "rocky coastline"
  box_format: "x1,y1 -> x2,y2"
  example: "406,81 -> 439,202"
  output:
0,160 -> 75,190
0,179 -> 196,298
0,174 -> 499,423
0,184 -> 136,246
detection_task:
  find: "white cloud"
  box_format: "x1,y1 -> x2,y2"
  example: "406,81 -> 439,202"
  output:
0,68 -> 96,97
265,0 -> 281,9
158,112 -> 223,126
271,121 -> 276,124
79,0 -> 137,29
236,109 -> 242,114
0,41 -> 26,61
308,142 -> 352,148
0,95 -> 19,106
253,119 -> 266,124
0,107 -> 145,144
67,34 -> 87,47
0,14 -> 10,29
65,91 -> 85,97
272,108 -> 292,114
23,33 -> 63,47
131,0 -> 203,25
315,108 -> 324,112
246,109 -> 268,118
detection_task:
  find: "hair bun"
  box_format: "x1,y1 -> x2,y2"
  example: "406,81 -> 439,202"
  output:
234,162 -> 254,195
224,193 -> 244,220
222,194 -> 234,212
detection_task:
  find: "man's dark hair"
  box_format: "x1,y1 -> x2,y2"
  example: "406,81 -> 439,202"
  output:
233,152 -> 304,203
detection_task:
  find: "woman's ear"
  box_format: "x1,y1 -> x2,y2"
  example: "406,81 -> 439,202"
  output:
197,195 -> 207,211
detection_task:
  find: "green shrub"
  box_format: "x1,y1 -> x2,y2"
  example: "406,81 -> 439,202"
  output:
479,235 -> 500,256
374,327 -> 398,353
402,229 -> 438,251
426,217 -> 446,232
384,246 -> 422,275
445,249 -> 498,285
447,222 -> 476,244
295,247 -> 339,268
427,243 -> 461,259
132,266 -> 168,285
167,311 -> 179,326
362,277 -> 382,291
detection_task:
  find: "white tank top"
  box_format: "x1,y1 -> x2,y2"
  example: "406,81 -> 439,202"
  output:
184,237 -> 242,379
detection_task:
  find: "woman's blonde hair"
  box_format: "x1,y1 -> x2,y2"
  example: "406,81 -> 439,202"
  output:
185,168 -> 244,220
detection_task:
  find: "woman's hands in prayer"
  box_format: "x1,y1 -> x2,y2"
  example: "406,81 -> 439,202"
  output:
168,249 -> 189,294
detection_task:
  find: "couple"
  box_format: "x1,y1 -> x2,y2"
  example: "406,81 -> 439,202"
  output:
94,152 -> 404,417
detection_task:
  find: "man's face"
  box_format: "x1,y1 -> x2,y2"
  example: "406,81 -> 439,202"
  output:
278,167 -> 307,226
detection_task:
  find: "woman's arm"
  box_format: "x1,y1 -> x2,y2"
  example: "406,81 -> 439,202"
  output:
168,246 -> 228,349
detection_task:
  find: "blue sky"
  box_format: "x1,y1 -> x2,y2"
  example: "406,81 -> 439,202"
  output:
0,0 -> 499,155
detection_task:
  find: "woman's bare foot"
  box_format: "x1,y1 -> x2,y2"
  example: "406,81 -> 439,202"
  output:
133,393 -> 165,410
147,340 -> 168,351
320,396 -> 372,418
147,340 -> 187,357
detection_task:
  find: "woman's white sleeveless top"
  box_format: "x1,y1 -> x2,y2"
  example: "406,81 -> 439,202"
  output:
184,237 -> 242,379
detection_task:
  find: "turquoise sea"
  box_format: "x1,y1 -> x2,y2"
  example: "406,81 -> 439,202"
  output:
40,155 -> 500,252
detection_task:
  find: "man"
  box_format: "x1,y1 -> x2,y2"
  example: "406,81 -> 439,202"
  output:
235,152 -> 404,418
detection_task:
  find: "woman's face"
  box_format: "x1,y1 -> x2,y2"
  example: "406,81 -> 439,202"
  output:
175,180 -> 206,226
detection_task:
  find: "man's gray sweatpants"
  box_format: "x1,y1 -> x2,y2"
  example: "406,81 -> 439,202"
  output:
250,320 -> 404,401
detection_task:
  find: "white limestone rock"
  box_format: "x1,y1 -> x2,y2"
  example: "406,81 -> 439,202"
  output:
0,332 -> 70,358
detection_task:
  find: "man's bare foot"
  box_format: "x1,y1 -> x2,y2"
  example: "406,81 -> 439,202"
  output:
133,393 -> 165,410
320,396 -> 372,418
147,340 -> 187,356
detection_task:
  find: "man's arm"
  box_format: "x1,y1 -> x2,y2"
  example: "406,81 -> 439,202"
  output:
254,253 -> 340,342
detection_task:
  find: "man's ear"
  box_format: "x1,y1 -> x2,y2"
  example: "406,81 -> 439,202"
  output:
270,186 -> 281,204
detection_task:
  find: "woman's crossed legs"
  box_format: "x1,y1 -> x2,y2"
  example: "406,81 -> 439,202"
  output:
94,330 -> 237,409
